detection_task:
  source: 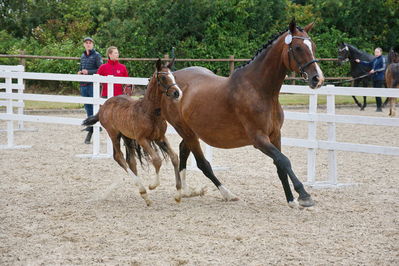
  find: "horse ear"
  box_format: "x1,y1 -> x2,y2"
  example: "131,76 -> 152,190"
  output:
167,57 -> 175,69
156,58 -> 162,71
304,22 -> 315,33
289,19 -> 296,34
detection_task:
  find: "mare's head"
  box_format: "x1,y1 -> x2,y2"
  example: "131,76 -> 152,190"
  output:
337,43 -> 350,65
154,58 -> 182,101
282,20 -> 324,89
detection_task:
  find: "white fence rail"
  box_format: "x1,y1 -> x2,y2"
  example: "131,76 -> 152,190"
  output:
1,68 -> 399,187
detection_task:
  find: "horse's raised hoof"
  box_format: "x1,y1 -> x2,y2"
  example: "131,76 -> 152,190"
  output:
298,196 -> 315,207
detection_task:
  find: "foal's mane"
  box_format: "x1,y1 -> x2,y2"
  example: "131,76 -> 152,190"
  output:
235,26 -> 304,72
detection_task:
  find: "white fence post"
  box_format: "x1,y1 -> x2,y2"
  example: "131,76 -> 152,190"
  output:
17,66 -> 25,130
106,77 -> 114,156
306,93 -> 318,185
5,77 -> 14,148
92,76 -> 101,156
327,90 -> 337,185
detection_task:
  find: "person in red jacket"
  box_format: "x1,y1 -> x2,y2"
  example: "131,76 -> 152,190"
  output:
97,46 -> 129,97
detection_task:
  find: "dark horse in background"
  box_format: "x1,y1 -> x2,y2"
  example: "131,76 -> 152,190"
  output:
337,43 -> 388,110
161,21 -> 324,208
385,48 -> 399,116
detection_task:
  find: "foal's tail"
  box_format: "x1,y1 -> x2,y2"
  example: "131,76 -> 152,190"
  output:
82,113 -> 99,127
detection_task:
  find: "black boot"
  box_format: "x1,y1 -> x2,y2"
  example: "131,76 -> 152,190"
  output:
84,131 -> 93,144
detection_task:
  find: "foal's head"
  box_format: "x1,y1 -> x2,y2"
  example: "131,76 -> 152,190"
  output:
282,20 -> 324,89
154,58 -> 182,101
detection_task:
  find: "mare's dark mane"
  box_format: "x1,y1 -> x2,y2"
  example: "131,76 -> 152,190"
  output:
235,27 -> 304,72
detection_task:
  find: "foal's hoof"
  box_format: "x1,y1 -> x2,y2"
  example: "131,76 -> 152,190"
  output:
149,183 -> 160,190
298,196 -> 315,207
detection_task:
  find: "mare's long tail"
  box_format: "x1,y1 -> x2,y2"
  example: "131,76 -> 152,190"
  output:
82,113 -> 99,127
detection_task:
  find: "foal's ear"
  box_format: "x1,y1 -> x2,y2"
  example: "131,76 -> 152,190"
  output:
167,57 -> 175,69
304,22 -> 315,33
156,58 -> 162,71
289,19 -> 296,34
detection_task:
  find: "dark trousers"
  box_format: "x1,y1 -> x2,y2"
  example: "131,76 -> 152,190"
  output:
373,80 -> 384,109
80,84 -> 94,117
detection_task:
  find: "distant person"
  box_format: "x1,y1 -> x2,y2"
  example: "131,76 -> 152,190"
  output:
78,37 -> 103,144
355,47 -> 387,112
97,46 -> 129,97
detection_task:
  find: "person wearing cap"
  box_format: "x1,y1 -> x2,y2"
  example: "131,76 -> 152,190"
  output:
78,37 -> 103,144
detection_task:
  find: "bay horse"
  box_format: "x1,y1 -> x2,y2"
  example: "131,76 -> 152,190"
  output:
385,48 -> 399,116
82,59 -> 183,206
161,21 -> 324,208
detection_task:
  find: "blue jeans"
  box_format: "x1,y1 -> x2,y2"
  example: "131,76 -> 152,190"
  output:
80,84 -> 93,117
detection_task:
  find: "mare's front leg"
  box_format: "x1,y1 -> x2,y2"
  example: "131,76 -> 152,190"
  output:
156,138 -> 182,202
184,137 -> 238,201
178,140 -> 207,198
254,134 -> 314,207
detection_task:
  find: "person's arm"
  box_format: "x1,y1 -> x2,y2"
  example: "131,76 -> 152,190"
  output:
373,57 -> 386,73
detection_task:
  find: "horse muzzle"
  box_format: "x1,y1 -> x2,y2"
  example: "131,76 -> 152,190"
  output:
309,74 -> 324,89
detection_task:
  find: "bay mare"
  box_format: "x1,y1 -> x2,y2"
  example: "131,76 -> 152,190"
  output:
161,21 -> 325,208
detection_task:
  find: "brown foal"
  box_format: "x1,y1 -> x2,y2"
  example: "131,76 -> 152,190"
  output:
161,21 -> 325,208
83,59 -> 182,206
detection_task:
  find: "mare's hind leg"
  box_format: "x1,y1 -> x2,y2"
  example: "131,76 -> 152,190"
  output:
156,137 -> 182,202
255,134 -> 314,208
361,96 -> 367,110
111,134 -> 151,206
183,137 -> 238,201
178,140 -> 206,198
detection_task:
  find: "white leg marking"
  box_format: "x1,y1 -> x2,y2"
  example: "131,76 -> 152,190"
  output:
304,39 -> 324,85
149,173 -> 160,190
218,185 -> 239,201
127,168 -> 151,206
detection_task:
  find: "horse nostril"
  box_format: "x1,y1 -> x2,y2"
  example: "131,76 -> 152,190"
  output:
312,75 -> 319,84
173,90 -> 179,98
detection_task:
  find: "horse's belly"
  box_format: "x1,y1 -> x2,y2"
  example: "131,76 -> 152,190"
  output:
187,115 -> 251,149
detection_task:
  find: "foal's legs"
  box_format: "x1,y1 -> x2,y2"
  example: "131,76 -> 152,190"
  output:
255,134 -> 314,207
389,97 -> 397,116
136,139 -> 162,191
109,133 -> 151,206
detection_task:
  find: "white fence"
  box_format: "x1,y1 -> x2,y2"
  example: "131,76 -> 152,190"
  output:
1,68 -> 399,187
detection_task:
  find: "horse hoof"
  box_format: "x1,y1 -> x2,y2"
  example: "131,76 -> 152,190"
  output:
288,199 -> 299,208
174,190 -> 182,203
298,196 -> 315,207
145,200 -> 152,207
149,184 -> 159,190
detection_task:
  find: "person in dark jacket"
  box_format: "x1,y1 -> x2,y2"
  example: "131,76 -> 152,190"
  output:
78,37 -> 103,144
355,47 -> 387,112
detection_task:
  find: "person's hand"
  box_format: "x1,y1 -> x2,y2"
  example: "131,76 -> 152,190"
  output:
369,69 -> 375,74
81,69 -> 89,75
355,59 -> 360,63
77,71 -> 82,75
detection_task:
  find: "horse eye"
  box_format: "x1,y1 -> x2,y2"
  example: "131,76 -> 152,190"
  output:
294,46 -> 302,52
161,76 -> 167,81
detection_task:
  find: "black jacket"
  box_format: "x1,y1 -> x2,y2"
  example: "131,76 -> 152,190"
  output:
79,49 -> 103,85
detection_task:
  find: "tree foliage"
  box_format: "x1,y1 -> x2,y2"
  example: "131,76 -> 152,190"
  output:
0,0 -> 398,91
